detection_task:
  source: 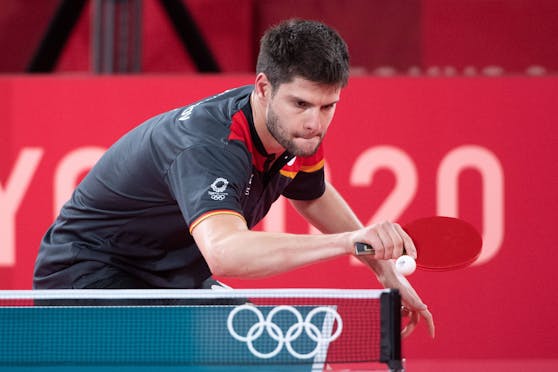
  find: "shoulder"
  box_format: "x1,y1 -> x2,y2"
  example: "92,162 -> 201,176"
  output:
148,87 -> 254,165
295,145 -> 326,172
176,85 -> 253,125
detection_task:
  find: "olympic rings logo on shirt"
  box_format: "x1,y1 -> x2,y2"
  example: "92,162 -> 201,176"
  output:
210,178 -> 229,193
208,177 -> 229,201
227,304 -> 343,360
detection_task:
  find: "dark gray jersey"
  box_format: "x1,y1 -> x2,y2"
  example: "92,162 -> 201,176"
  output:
33,86 -> 325,289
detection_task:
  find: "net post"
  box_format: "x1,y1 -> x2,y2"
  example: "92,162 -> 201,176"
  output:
380,289 -> 403,371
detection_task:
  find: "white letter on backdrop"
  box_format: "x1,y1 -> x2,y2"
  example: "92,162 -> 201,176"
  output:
0,148 -> 44,266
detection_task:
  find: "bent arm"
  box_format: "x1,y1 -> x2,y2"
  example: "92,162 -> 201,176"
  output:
191,182 -> 412,279
191,212 -> 354,278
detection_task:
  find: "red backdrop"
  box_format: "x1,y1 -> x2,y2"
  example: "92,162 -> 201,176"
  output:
0,76 -> 557,360
4,0 -> 557,75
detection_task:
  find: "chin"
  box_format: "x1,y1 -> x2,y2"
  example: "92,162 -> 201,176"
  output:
286,137 -> 322,157
292,144 -> 319,157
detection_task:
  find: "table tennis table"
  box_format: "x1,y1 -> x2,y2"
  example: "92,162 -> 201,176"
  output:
0,289 -> 403,372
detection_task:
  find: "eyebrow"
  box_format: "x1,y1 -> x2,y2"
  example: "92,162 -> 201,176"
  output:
288,94 -> 339,107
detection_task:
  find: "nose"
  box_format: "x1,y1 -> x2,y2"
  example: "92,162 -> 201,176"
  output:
303,108 -> 322,133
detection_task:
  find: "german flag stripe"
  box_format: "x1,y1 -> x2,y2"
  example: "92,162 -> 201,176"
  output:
279,169 -> 298,179
300,159 -> 325,173
189,210 -> 246,233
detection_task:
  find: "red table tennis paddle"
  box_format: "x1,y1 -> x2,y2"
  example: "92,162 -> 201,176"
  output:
355,216 -> 482,271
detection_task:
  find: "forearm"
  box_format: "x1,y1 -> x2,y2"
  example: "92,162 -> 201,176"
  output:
193,183 -> 407,280
192,213 -> 353,278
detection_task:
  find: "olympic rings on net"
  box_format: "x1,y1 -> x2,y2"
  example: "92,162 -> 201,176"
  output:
227,304 -> 343,360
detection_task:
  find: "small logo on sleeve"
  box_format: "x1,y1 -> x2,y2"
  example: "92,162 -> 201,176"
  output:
244,173 -> 254,196
209,177 -> 229,200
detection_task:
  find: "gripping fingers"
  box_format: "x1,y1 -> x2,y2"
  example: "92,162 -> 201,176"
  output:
386,222 -> 405,258
353,221 -> 409,259
375,221 -> 407,259
394,223 -> 417,259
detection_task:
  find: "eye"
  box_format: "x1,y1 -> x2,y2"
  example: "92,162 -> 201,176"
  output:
295,101 -> 309,109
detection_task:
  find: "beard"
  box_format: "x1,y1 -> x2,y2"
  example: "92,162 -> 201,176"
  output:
266,105 -> 323,157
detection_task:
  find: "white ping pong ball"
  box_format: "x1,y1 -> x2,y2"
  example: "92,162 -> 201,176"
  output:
395,255 -> 416,276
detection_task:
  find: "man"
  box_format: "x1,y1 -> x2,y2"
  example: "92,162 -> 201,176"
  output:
34,19 -> 434,337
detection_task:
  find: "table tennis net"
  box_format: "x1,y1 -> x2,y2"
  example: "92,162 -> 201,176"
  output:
0,289 -> 402,369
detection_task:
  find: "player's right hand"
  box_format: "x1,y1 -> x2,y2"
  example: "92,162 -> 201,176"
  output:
351,221 -> 417,260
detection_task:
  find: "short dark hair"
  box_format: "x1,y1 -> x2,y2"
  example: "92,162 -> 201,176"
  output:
256,19 -> 350,90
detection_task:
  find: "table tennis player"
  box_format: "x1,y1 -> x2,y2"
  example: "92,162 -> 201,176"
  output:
33,18 -> 434,337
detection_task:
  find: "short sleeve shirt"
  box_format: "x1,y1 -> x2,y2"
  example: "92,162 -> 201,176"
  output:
33,86 -> 326,289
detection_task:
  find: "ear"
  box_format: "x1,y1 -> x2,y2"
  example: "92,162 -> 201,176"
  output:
254,73 -> 272,102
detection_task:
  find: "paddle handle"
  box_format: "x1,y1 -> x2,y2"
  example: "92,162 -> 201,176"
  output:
354,242 -> 375,255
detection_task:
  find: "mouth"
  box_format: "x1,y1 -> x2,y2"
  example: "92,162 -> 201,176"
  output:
296,132 -> 322,140
293,135 -> 321,148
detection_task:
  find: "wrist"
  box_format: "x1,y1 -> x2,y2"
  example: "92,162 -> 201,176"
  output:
369,259 -> 397,285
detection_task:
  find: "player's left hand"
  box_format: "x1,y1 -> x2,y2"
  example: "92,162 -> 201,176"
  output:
380,270 -> 435,338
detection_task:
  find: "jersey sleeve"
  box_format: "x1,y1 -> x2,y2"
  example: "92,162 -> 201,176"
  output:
165,144 -> 251,232
281,146 -> 326,200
